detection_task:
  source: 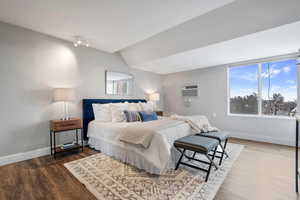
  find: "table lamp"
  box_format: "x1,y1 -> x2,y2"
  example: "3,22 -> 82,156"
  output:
53,88 -> 75,120
149,92 -> 160,110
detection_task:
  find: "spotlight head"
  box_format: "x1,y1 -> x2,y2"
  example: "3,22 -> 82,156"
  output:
73,36 -> 90,48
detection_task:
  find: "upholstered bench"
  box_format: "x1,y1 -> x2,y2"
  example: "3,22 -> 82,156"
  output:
174,135 -> 219,182
196,131 -> 229,165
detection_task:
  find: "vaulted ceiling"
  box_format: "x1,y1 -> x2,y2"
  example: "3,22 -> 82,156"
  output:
121,0 -> 300,74
0,0 -> 234,52
1,0 -> 300,74
131,21 -> 300,74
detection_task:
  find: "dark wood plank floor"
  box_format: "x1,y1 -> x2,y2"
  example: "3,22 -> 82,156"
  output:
0,149 -> 98,200
0,139 -> 298,200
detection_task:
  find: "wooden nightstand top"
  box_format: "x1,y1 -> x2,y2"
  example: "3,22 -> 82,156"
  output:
50,118 -> 82,132
155,111 -> 163,116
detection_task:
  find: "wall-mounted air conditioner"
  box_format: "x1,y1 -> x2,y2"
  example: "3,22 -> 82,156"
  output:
182,84 -> 198,97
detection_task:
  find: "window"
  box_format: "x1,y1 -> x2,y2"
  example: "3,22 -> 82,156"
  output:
229,64 -> 259,115
229,59 -> 297,117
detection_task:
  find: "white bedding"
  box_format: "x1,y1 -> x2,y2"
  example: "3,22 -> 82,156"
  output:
87,118 -> 193,174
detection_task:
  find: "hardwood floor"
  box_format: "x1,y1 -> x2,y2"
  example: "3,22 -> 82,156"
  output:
0,139 -> 298,200
0,150 -> 98,200
215,138 -> 298,200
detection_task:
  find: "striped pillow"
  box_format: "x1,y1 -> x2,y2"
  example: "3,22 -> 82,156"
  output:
124,110 -> 141,122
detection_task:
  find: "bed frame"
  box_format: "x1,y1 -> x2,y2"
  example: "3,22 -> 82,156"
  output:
82,99 -> 146,140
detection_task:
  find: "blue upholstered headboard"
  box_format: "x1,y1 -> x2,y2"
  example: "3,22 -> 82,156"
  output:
82,99 -> 146,140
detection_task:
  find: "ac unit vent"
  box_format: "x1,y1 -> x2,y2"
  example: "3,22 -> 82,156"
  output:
185,85 -> 198,89
182,85 -> 198,97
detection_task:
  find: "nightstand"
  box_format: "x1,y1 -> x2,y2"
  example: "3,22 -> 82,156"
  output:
155,111 -> 163,116
50,118 -> 83,159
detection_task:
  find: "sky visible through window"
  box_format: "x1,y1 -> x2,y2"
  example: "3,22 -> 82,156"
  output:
229,59 -> 297,116
261,59 -> 297,102
230,64 -> 258,98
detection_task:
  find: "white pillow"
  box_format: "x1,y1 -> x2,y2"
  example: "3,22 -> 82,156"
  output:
127,103 -> 142,111
110,103 -> 128,122
92,103 -> 112,122
139,102 -> 154,111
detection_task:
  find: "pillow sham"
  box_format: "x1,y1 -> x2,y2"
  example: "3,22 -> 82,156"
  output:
110,103 -> 128,122
92,103 -> 111,122
139,111 -> 158,122
127,103 -> 142,111
124,110 -> 141,122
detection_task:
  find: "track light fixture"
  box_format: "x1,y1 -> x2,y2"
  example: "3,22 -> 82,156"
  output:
73,36 -> 90,47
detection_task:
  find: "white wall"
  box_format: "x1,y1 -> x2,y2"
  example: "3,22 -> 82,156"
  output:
0,22 -> 163,157
163,65 -> 296,146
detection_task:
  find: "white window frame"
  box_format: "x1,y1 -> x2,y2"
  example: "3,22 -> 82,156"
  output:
227,56 -> 298,120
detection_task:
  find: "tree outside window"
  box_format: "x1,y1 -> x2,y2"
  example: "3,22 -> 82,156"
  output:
229,59 -> 297,117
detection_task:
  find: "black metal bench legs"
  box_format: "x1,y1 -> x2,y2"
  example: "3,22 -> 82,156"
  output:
207,139 -> 229,165
191,138 -> 229,166
219,138 -> 229,165
196,132 -> 230,166
175,146 -> 219,182
175,149 -> 186,170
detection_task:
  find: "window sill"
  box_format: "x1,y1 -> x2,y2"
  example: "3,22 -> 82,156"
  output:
227,113 -> 295,120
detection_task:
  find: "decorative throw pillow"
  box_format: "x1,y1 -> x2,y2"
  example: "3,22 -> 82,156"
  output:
92,103 -> 111,122
139,111 -> 158,122
124,110 -> 141,122
139,102 -> 154,111
110,103 -> 128,122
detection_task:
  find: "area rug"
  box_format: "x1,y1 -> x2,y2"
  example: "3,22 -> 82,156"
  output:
65,143 -> 243,200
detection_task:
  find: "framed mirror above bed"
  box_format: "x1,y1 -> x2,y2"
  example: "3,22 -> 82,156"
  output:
105,71 -> 134,96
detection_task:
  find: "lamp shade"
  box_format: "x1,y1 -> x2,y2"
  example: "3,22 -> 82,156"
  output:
149,93 -> 160,101
53,88 -> 75,102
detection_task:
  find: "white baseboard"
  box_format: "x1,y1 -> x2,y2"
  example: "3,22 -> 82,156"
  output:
0,147 -> 50,167
0,140 -> 87,167
0,134 -> 292,167
229,131 -> 294,146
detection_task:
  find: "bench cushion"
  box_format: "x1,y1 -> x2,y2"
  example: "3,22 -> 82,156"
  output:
174,135 -> 218,153
197,131 -> 229,142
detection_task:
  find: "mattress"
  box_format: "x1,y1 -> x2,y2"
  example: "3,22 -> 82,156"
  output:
87,118 -> 193,174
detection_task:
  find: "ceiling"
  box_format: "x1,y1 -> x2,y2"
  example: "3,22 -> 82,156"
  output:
1,0 -> 300,75
120,0 -> 300,74
134,21 -> 300,74
0,0 -> 234,53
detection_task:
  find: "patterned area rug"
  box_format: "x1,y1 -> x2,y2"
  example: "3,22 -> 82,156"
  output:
65,143 -> 243,200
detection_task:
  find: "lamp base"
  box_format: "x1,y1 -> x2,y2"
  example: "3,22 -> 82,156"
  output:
61,117 -> 71,121
62,101 -> 71,121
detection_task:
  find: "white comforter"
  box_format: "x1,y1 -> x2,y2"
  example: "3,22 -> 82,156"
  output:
87,118 -> 193,174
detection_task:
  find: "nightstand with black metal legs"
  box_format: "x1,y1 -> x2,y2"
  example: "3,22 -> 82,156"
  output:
50,118 -> 83,159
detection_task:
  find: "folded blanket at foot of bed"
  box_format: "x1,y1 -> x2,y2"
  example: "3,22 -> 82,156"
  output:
170,114 -> 219,133
119,114 -> 219,149
119,118 -> 185,148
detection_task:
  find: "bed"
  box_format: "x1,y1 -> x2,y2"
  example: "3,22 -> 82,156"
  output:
83,99 -> 193,174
